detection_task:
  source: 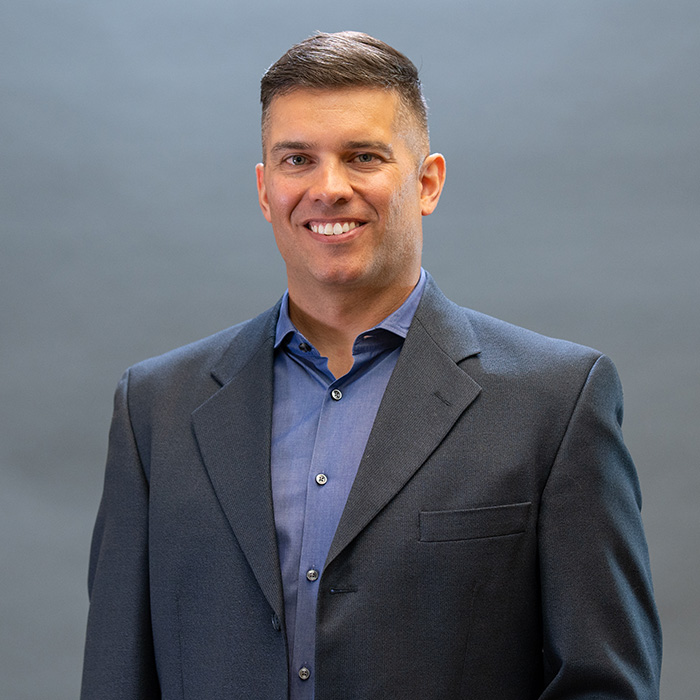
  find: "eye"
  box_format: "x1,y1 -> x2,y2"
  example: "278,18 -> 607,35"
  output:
285,155 -> 308,166
354,153 -> 376,164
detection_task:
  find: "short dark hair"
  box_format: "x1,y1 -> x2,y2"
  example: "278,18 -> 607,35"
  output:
260,31 -> 429,153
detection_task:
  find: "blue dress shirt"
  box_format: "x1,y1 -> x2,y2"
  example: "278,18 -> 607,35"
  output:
271,269 -> 426,700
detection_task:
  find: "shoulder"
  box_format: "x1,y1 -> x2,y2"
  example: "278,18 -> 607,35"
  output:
124,320 -> 243,390
417,276 -> 619,405
465,306 -> 601,369
461,307 -> 622,405
121,302 -> 280,405
419,274 -> 603,372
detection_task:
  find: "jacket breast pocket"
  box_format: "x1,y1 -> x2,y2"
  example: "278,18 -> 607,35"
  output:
419,502 -> 531,542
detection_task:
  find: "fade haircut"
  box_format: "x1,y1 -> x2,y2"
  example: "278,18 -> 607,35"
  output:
260,31 -> 429,158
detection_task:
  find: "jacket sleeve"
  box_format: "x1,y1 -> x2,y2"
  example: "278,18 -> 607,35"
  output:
538,354 -> 662,698
81,370 -> 161,699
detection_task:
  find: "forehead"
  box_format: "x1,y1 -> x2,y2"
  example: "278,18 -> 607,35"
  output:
263,87 -> 404,148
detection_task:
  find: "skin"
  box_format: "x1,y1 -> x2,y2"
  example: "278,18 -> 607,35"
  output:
256,87 -> 446,377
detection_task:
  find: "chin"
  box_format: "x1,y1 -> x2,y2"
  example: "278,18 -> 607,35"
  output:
312,268 -> 367,287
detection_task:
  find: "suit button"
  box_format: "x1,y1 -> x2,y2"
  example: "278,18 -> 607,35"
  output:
330,388 -> 342,401
315,473 -> 328,485
271,613 -> 281,631
306,569 -> 319,582
298,667 -> 311,681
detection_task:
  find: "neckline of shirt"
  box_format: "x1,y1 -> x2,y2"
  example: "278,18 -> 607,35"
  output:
274,268 -> 427,352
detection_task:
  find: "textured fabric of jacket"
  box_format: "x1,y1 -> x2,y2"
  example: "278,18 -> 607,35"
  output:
81,274 -> 662,699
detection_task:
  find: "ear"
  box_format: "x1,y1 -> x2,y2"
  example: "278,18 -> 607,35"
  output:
255,163 -> 272,223
419,153 -> 446,216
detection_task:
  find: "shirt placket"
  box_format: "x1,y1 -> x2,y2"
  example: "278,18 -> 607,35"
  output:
291,375 -> 350,696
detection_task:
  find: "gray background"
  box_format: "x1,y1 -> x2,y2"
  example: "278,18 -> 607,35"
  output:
2,1 -> 698,697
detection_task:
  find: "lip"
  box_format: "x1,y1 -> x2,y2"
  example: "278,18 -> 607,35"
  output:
302,219 -> 368,240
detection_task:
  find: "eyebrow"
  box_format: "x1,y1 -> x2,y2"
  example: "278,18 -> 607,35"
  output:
343,141 -> 394,156
269,141 -> 312,154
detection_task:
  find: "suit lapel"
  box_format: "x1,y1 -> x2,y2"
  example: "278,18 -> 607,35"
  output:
191,304 -> 285,619
189,280 -> 482,607
327,278 -> 482,565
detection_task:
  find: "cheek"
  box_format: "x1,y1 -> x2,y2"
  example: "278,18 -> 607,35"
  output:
266,180 -> 303,220
385,176 -> 421,223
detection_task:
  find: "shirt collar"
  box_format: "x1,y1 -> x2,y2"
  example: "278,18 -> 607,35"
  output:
274,268 -> 427,350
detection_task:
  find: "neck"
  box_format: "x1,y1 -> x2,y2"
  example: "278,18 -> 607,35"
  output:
287,272 -> 420,378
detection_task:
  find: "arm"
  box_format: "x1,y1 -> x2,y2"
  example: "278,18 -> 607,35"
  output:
81,370 -> 160,699
538,354 -> 661,698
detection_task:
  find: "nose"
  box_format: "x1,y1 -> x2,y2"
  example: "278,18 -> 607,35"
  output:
308,160 -> 354,206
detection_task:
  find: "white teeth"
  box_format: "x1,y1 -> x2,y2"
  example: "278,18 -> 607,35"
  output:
309,221 -> 361,235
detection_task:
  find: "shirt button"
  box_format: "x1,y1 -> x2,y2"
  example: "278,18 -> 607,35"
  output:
299,342 -> 311,352
315,473 -> 328,486
299,667 -> 311,681
330,388 -> 342,401
306,569 -> 319,582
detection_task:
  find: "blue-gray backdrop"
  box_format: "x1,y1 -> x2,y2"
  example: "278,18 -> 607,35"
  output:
2,1 -> 698,698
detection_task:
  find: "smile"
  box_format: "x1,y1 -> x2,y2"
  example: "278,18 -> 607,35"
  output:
307,221 -> 363,236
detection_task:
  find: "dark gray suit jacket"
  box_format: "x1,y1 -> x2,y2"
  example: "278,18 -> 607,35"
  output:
81,275 -> 661,699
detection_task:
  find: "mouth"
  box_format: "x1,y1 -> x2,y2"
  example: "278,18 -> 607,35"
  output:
305,220 -> 365,236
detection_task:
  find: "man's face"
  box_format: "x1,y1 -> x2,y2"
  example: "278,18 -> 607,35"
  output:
256,87 -> 444,295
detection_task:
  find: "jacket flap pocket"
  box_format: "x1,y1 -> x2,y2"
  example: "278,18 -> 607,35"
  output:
419,502 -> 531,542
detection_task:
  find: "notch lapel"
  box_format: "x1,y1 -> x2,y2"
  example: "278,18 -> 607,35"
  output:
327,278 -> 482,565
191,305 -> 285,619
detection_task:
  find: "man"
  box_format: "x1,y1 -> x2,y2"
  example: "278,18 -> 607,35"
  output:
81,31 -> 662,699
